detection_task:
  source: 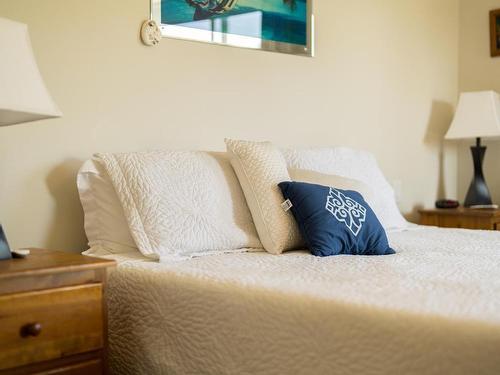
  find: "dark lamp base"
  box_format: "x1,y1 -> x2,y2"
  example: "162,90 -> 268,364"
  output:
464,138 -> 493,208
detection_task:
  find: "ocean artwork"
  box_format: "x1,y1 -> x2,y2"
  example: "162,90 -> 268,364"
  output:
152,0 -> 313,56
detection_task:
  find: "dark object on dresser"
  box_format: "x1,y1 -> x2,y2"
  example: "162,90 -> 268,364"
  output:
0,249 -> 115,374
435,199 -> 460,209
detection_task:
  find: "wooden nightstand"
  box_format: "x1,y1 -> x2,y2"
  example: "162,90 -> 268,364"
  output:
419,208 -> 500,230
0,249 -> 115,374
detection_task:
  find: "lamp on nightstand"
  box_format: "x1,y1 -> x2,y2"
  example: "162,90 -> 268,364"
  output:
0,17 -> 61,125
0,17 -> 62,259
445,91 -> 500,208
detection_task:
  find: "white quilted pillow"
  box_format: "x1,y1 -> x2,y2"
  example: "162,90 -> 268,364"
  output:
284,147 -> 408,230
225,139 -> 303,254
94,150 -> 262,260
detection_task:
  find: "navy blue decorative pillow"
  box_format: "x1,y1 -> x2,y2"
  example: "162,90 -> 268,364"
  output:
278,181 -> 395,257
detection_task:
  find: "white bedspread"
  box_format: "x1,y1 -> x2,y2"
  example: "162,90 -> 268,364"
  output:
103,227 -> 500,375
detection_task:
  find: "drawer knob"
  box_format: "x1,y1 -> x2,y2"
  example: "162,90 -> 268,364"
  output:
20,322 -> 42,338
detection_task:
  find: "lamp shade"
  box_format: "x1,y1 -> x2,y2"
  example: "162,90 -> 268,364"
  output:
0,17 -> 61,127
445,91 -> 500,140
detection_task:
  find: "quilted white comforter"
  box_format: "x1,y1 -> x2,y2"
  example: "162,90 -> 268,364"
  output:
103,227 -> 500,375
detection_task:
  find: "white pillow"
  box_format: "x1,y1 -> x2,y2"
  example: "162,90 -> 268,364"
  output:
94,150 -> 262,260
288,168 -> 374,203
77,159 -> 139,254
225,139 -> 303,254
284,147 -> 408,230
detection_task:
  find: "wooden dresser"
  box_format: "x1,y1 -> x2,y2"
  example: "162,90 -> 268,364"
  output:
419,208 -> 500,230
0,249 -> 115,374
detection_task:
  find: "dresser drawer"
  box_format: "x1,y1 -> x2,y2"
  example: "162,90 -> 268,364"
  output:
420,209 -> 500,230
31,358 -> 102,375
438,215 -> 493,230
0,284 -> 104,370
421,213 -> 495,230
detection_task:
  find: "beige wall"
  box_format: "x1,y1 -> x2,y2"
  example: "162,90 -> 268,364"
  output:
458,0 -> 500,204
0,0 -> 459,252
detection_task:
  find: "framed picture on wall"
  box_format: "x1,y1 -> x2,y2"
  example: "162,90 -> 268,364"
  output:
490,8 -> 500,57
151,0 -> 314,56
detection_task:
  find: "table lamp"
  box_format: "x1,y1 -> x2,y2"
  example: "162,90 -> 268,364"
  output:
445,91 -> 500,208
0,17 -> 62,259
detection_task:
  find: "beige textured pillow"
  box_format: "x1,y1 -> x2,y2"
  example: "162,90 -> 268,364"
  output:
288,168 -> 375,203
225,139 -> 303,254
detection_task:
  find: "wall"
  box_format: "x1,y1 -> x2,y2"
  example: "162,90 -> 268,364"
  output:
458,0 -> 500,204
0,0 -> 459,252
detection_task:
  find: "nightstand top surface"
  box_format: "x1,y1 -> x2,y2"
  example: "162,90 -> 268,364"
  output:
0,248 -> 115,279
419,207 -> 500,217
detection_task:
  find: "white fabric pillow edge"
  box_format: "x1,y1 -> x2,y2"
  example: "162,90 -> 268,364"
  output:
77,159 -> 140,255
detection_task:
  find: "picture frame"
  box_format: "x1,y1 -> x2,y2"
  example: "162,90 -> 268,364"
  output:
151,0 -> 314,57
490,8 -> 500,57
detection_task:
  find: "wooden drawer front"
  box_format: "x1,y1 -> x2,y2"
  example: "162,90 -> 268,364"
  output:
420,214 -> 440,227
0,284 -> 103,370
446,216 -> 493,230
422,214 -> 494,230
437,215 -> 464,228
31,359 -> 102,375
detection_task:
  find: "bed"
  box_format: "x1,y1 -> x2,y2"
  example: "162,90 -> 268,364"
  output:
78,146 -> 500,374
95,226 -> 500,375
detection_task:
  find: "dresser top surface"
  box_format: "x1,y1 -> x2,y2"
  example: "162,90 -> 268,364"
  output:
0,248 -> 115,279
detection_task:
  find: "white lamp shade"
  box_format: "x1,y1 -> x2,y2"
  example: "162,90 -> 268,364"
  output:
0,17 -> 62,127
445,91 -> 500,140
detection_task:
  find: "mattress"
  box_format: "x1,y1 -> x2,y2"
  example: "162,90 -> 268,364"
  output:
101,226 -> 500,375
